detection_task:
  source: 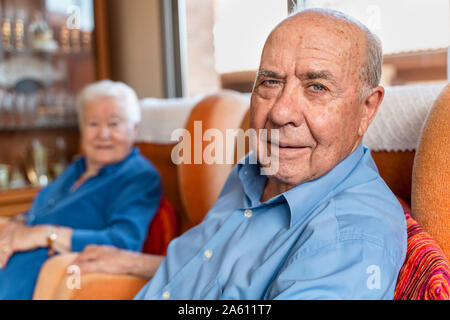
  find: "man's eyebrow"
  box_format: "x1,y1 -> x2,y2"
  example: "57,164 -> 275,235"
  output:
257,69 -> 285,79
299,71 -> 341,89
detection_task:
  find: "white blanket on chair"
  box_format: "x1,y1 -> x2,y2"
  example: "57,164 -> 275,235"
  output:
135,96 -> 203,144
363,83 -> 446,152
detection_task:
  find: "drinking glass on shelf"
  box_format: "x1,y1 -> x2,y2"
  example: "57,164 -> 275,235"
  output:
2,14 -> 13,52
15,92 -> 27,126
9,167 -> 27,189
1,91 -> 15,127
0,164 -> 10,190
24,93 -> 39,126
0,90 -> 5,127
63,92 -> 76,124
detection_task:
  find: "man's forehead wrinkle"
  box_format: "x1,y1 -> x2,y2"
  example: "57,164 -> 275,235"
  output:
299,70 -> 333,80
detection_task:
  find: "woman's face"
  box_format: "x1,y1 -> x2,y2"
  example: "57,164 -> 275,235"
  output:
81,97 -> 137,170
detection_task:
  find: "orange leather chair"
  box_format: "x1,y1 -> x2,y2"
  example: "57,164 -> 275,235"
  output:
29,84 -> 450,299
32,91 -> 250,299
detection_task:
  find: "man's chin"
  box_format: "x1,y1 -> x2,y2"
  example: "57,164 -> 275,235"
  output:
264,166 -> 314,187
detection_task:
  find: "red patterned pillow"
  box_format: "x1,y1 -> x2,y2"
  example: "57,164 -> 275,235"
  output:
394,197 -> 450,300
142,197 -> 180,256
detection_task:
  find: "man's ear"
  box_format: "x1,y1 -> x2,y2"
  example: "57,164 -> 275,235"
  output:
358,86 -> 384,136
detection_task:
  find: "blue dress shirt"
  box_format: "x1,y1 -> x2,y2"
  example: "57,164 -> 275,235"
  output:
0,147 -> 161,300
135,144 -> 407,300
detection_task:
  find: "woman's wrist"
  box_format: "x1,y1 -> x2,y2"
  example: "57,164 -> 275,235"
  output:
34,225 -> 52,248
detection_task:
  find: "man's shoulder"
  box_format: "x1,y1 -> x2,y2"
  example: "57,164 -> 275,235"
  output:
331,180 -> 407,263
292,172 -> 407,262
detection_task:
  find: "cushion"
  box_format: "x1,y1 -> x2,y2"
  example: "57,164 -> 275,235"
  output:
412,84 -> 450,258
394,197 -> 450,300
142,197 -> 179,256
363,83 -> 446,152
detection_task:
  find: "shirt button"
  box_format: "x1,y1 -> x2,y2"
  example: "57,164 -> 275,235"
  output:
204,249 -> 213,259
48,198 -> 55,206
162,291 -> 170,300
28,214 -> 35,222
244,209 -> 253,218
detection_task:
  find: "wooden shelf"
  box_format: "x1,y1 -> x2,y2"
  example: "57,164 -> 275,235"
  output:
0,186 -> 40,217
0,121 -> 78,131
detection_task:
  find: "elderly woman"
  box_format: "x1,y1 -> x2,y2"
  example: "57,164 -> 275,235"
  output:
0,80 -> 161,299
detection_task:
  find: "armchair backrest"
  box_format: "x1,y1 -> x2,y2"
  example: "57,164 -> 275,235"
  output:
411,83 -> 450,258
177,91 -> 249,229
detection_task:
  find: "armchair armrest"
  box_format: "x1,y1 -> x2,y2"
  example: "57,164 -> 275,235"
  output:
55,272 -> 149,300
33,252 -> 149,300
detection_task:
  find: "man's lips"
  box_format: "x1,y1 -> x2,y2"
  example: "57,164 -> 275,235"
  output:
267,141 -> 308,149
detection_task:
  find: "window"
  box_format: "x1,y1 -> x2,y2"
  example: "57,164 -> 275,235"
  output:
297,0 -> 449,86
183,0 -> 448,96
184,0 -> 288,96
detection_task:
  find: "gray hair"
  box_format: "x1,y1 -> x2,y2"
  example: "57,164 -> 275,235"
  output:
291,8 -> 383,99
75,80 -> 141,127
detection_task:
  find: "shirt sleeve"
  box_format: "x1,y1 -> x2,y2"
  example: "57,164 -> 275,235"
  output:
266,238 -> 402,300
71,168 -> 162,252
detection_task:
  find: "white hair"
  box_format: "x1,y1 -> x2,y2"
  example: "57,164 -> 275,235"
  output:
75,80 -> 141,126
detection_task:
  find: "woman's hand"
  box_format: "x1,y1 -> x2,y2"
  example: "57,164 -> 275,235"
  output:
0,222 -> 47,269
0,221 -> 18,268
72,245 -> 164,278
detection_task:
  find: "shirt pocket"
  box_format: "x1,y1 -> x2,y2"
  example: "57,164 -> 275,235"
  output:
200,278 -> 222,300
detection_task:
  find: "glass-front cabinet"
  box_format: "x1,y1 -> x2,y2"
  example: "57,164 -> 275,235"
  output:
0,0 -> 108,214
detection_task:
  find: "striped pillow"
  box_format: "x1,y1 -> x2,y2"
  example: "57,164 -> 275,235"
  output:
394,197 -> 450,300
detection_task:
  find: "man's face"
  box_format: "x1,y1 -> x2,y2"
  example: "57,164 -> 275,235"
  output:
250,14 -> 367,187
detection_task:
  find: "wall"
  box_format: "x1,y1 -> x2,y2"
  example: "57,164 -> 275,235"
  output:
107,0 -> 166,98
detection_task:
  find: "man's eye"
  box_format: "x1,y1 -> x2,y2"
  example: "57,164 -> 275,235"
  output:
310,84 -> 326,91
261,79 -> 279,86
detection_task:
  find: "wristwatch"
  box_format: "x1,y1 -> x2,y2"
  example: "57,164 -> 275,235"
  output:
46,227 -> 59,256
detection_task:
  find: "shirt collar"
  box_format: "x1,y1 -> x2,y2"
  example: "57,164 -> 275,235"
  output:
283,143 -> 365,227
99,147 -> 139,175
75,147 -> 139,176
237,143 -> 365,228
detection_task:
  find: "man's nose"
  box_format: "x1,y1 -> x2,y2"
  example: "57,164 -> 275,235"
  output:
268,85 -> 304,128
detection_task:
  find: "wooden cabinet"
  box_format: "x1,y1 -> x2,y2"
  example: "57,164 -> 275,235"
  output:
0,0 -> 109,215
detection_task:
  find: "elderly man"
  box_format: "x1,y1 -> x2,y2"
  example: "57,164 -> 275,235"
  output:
75,9 -> 407,300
